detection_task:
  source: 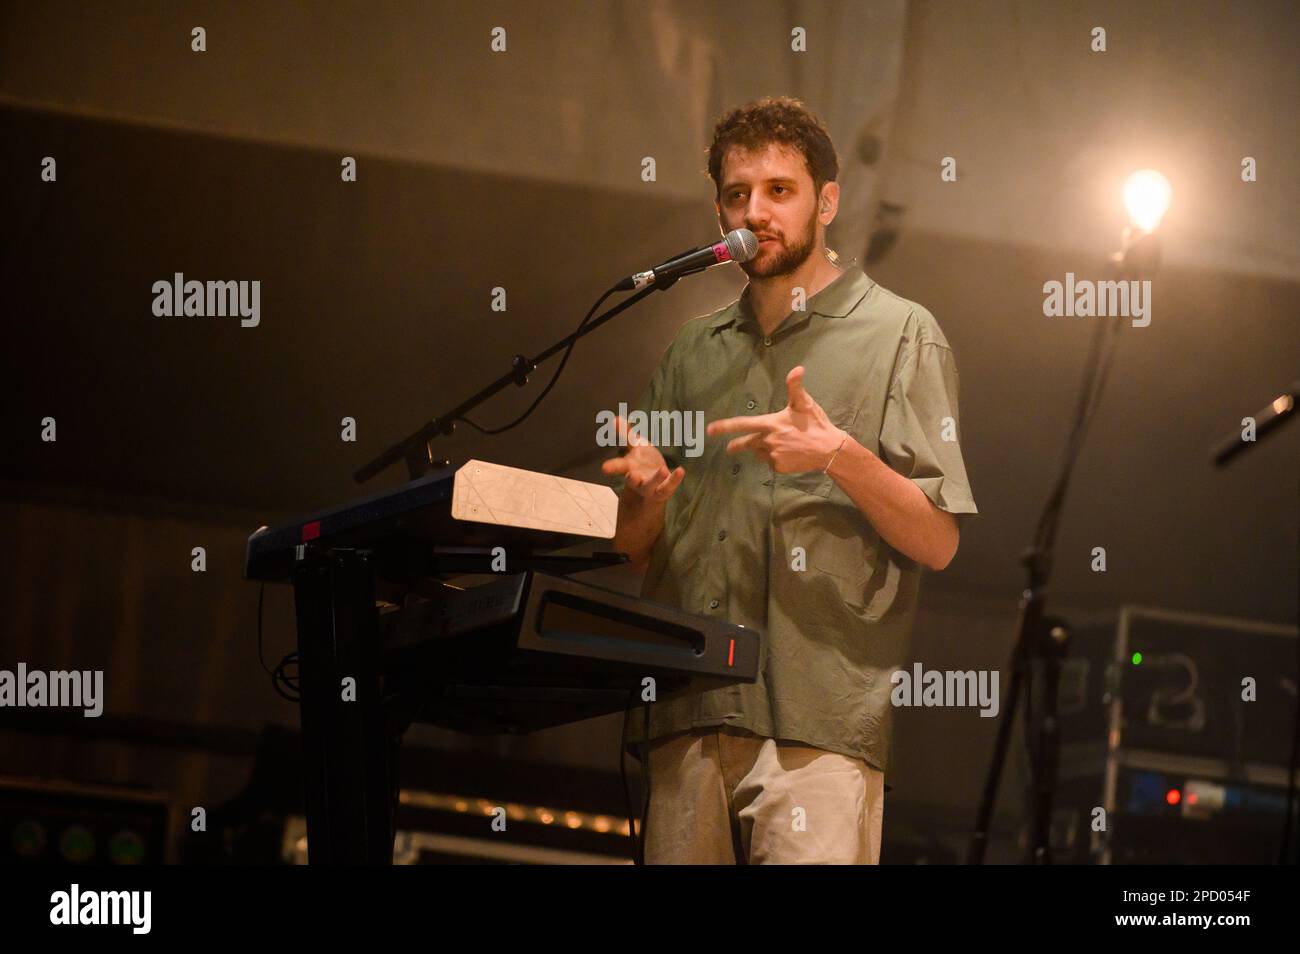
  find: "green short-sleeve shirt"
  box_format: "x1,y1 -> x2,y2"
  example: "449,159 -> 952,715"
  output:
615,266 -> 978,775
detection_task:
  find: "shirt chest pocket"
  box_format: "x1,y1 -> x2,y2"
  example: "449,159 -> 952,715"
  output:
766,398 -> 861,499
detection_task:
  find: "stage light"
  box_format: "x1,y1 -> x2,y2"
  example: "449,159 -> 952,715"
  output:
60,825 -> 95,863
12,820 -> 46,858
108,830 -> 146,865
1123,169 -> 1172,232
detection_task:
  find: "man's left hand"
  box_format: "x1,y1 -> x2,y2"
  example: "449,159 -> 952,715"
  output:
706,366 -> 848,474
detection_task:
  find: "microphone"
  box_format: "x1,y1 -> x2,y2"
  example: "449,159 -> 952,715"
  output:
618,229 -> 759,291
1210,378 -> 1299,466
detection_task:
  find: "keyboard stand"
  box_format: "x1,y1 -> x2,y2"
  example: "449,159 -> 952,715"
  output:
292,546 -> 396,865
287,544 -> 630,864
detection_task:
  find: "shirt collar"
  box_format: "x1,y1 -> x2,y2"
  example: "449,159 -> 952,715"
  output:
708,265 -> 874,330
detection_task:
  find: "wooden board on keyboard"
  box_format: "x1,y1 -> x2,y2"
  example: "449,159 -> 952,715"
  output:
450,459 -> 617,539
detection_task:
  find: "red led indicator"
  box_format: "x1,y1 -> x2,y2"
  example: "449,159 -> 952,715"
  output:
1166,789 -> 1181,805
301,520 -> 321,542
727,639 -> 735,667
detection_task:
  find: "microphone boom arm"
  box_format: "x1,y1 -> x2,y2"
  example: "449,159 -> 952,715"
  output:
352,282 -> 662,484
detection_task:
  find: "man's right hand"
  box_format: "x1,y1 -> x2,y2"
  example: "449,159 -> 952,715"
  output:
600,414 -> 685,503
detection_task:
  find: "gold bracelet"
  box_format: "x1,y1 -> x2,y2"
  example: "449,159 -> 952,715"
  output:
822,433 -> 849,474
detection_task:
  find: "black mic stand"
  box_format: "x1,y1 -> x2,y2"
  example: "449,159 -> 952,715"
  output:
353,263 -> 698,483
1210,377 -> 1300,864
968,228 -> 1161,864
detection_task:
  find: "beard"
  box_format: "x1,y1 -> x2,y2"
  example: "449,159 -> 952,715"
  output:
740,203 -> 819,279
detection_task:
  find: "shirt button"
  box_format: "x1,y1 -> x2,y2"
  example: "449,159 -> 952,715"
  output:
709,599 -> 720,609
717,529 -> 727,541
731,463 -> 740,475
746,399 -> 756,410
763,336 -> 772,346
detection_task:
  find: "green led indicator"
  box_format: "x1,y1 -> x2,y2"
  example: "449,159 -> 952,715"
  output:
1131,652 -> 1143,665
60,825 -> 95,864
109,830 -> 146,865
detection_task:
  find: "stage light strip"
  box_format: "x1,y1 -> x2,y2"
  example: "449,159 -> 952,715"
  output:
282,817 -> 630,865
397,789 -> 632,837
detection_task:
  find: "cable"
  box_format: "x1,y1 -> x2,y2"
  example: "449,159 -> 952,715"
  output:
455,286 -> 618,436
256,583 -> 273,676
638,698 -> 652,865
272,652 -> 301,703
1036,315 -> 1124,551
620,689 -> 639,863
256,580 -> 303,703
1281,472 -> 1300,864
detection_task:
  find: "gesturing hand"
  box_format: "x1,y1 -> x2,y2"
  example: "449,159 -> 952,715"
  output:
705,366 -> 848,474
600,414 -> 686,503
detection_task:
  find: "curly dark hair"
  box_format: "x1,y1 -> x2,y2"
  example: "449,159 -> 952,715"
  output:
706,96 -> 839,202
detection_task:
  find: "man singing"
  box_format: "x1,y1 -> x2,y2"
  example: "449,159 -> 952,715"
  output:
603,97 -> 978,864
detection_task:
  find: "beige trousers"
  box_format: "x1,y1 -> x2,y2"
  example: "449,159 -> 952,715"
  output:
643,726 -> 885,864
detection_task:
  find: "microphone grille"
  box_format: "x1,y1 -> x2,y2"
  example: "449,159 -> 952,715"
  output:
726,228 -> 759,263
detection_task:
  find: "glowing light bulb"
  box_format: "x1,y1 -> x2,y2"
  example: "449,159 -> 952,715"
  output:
1123,169 -> 1172,231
